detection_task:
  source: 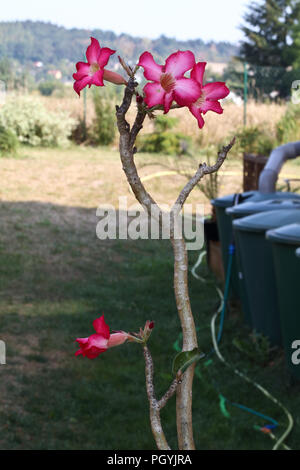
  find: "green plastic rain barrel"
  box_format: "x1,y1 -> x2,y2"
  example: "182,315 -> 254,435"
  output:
266,224 -> 300,379
226,199 -> 300,327
211,192 -> 300,301
233,210 -> 300,346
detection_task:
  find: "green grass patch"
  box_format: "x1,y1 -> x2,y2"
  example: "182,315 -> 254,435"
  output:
0,147 -> 299,450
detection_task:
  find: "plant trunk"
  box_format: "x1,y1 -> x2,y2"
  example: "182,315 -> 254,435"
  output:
171,237 -> 198,450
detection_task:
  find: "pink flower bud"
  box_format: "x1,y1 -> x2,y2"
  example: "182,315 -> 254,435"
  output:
136,93 -> 144,104
103,69 -> 128,85
107,332 -> 129,348
143,320 -> 155,340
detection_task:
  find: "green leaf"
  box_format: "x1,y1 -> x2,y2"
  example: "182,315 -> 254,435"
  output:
172,348 -> 205,376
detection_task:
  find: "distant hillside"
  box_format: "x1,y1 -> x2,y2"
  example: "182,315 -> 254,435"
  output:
0,20 -> 238,67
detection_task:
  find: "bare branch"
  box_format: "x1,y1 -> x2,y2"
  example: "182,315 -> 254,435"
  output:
130,105 -> 147,148
157,374 -> 180,409
118,56 -> 135,78
169,138 -> 235,449
116,78 -> 162,217
143,346 -> 173,450
170,236 -> 197,450
116,80 -> 235,451
172,137 -> 236,212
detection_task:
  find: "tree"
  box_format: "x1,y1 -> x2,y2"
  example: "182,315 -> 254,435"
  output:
291,11 -> 300,68
0,57 -> 14,90
239,0 -> 300,98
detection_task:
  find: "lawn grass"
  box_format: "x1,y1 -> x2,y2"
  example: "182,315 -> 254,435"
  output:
0,145 -> 300,450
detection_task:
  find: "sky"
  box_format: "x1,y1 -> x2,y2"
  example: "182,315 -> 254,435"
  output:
1,0 -> 252,44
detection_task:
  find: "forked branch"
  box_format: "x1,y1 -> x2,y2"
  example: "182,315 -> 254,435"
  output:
144,346 -> 180,450
116,75 -> 235,450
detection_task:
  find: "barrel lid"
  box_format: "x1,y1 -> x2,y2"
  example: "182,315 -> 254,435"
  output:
266,223 -> 300,245
233,209 -> 300,233
211,191 -> 255,208
226,198 -> 300,217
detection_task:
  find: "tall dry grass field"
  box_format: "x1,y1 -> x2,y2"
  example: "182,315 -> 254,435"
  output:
39,91 -> 287,147
34,92 -> 289,210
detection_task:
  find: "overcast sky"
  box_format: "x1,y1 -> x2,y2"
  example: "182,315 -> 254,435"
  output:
1,0 -> 253,43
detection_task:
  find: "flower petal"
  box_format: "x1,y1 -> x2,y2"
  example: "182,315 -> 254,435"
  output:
202,82 -> 230,100
174,78 -> 201,106
98,47 -> 116,68
191,62 -> 207,86
189,104 -> 205,129
86,37 -> 101,64
165,50 -> 196,78
93,315 -> 110,337
73,76 -> 92,96
73,62 -> 91,80
138,52 -> 163,82
143,82 -> 165,107
76,337 -> 89,347
163,91 -> 174,113
200,100 -> 224,115
88,333 -> 109,350
90,69 -> 104,87
82,346 -> 106,359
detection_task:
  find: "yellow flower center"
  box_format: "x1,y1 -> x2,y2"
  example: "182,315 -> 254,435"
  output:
160,73 -> 176,93
90,63 -> 100,74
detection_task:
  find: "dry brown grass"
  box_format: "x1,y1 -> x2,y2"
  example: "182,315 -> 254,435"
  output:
38,91 -> 287,147
1,143 -> 299,218
0,91 -> 292,214
129,100 -> 286,146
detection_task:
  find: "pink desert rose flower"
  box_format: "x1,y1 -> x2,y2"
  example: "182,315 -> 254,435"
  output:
75,315 -> 128,359
138,51 -> 201,113
73,37 -> 127,96
187,62 -> 230,128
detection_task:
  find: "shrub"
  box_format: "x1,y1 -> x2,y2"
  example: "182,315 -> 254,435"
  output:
0,96 -> 76,147
38,81 -> 57,96
153,115 -> 178,132
138,115 -> 191,155
89,89 -> 116,145
235,126 -> 274,156
71,118 -> 87,144
0,125 -> 19,156
139,131 -> 192,155
276,105 -> 300,144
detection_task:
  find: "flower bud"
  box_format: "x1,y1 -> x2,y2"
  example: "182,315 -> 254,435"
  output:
136,93 -> 144,104
103,69 -> 128,85
143,320 -> 155,340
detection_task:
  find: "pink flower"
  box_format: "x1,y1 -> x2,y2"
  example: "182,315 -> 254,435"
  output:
138,51 -> 201,113
73,37 -> 125,96
187,62 -> 230,128
75,315 -> 128,359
